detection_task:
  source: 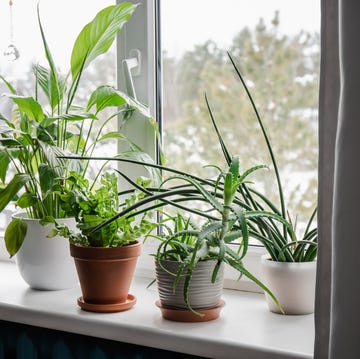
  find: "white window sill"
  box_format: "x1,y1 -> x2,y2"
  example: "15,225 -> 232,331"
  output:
0,261 -> 314,359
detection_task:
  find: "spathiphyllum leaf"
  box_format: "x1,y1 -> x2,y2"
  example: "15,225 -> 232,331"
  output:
87,86 -> 127,113
4,218 -> 27,257
70,2 -> 137,81
8,95 -> 44,123
0,173 -> 31,212
0,151 -> 10,183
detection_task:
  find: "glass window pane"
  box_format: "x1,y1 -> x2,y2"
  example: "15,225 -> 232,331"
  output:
160,0 -> 320,232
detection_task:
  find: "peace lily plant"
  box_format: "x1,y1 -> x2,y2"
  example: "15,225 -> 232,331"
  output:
0,2 -> 153,257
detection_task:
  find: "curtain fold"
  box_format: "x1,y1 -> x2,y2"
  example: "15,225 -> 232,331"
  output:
315,0 -> 360,358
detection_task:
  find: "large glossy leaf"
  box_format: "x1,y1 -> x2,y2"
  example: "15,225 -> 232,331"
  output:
8,95 -> 44,123
4,218 -> 27,257
0,173 -> 31,212
70,2 -> 137,81
87,86 -> 127,113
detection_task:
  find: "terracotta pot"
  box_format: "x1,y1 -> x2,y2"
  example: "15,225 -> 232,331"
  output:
70,241 -> 141,309
155,259 -> 224,322
261,254 -> 316,315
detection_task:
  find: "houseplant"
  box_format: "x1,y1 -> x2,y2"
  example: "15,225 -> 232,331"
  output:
203,53 -> 318,314
0,2 -> 152,289
83,156 -> 286,320
48,171 -> 157,312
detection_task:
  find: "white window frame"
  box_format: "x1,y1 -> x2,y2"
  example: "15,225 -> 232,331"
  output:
116,0 -> 265,293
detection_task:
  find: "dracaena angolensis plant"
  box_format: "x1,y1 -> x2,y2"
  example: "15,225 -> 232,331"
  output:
203,52 -> 317,263
0,2 -> 157,257
77,156 -> 286,313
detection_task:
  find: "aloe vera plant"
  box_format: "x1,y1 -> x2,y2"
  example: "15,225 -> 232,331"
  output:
0,3 -> 156,256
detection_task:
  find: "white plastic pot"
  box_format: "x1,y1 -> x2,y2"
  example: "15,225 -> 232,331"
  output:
13,213 -> 78,290
261,254 -> 316,315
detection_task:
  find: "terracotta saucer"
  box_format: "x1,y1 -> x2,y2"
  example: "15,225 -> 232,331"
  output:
77,294 -> 136,313
155,300 -> 225,322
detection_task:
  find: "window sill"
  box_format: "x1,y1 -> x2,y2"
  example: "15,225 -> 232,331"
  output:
0,261 -> 314,359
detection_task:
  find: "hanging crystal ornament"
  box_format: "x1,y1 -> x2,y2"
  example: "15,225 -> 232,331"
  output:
4,0 -> 20,61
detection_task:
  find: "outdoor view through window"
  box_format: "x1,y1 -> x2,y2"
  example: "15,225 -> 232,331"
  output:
160,0 -> 320,235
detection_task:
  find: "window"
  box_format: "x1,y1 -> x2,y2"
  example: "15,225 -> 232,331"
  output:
160,0 -> 320,234
0,0 -> 320,292
123,0 -> 320,287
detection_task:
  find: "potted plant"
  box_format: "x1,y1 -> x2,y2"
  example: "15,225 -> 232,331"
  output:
203,53 -> 318,315
0,2 -> 152,290
47,171 -> 157,312
87,156 -> 286,320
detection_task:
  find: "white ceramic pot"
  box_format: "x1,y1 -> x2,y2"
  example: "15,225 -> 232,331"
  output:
155,259 -> 224,309
261,254 -> 316,315
13,213 -> 78,290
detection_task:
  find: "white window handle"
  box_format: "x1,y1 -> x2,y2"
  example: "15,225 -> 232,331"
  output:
122,49 -> 141,100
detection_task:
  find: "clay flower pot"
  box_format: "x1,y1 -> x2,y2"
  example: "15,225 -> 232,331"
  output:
70,241 -> 141,313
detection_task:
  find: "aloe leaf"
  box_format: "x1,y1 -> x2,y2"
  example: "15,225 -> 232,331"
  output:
4,218 -> 27,257
0,173 -> 31,212
224,254 -> 284,314
70,2 -> 137,81
230,205 -> 249,259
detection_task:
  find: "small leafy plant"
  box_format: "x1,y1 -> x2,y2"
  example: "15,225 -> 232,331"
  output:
47,171 -> 157,247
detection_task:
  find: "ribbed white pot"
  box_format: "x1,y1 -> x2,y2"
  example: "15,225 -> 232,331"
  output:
13,213 -> 78,290
261,254 -> 316,315
155,259 -> 224,309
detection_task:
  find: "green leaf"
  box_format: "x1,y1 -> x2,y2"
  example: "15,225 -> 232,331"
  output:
0,75 -> 16,94
16,192 -> 38,209
8,95 -> 44,123
33,64 -> 64,111
4,218 -> 27,257
87,86 -> 127,112
39,164 -> 57,194
70,2 -> 137,81
0,173 -> 31,212
98,131 -> 126,142
0,150 -> 10,183
37,4 -> 61,111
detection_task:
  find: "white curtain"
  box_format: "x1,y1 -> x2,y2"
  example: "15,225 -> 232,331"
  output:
315,0 -> 360,358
